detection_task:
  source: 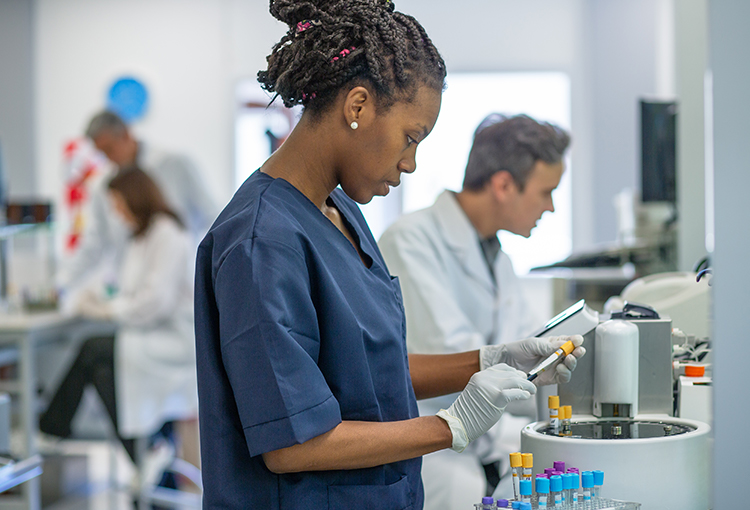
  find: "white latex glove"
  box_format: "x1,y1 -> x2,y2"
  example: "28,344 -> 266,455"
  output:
437,364 -> 536,453
479,335 -> 586,386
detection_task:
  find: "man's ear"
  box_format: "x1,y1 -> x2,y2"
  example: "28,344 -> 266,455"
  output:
488,170 -> 518,202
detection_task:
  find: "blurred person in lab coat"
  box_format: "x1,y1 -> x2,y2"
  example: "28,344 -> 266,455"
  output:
58,110 -> 219,296
379,113 -> 571,510
41,167 -> 198,487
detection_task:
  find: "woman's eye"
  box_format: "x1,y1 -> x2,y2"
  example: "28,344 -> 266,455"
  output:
406,135 -> 417,146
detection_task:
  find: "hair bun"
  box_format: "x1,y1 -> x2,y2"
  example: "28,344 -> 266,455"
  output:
259,0 -> 444,112
379,0 -> 396,13
269,1 -> 321,27
270,0 -> 395,27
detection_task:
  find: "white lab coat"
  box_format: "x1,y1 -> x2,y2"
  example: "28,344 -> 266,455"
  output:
59,143 -> 219,290
108,215 -> 198,438
379,190 -> 540,509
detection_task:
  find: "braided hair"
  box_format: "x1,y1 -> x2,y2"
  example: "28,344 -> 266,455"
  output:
257,0 -> 446,116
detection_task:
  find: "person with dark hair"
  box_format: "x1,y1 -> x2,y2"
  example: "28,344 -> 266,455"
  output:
379,114 -> 574,509
195,3 -> 583,509
41,167 -> 198,489
58,109 -> 218,296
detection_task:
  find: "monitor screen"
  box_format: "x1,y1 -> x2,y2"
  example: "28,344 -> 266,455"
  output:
640,100 -> 677,203
532,299 -> 586,337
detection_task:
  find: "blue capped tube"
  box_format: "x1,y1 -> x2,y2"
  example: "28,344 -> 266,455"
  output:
536,477 -> 550,508
561,472 -> 571,506
550,475 -> 563,508
593,470 -> 604,499
582,471 -> 594,507
519,479 -> 532,505
568,471 -> 580,506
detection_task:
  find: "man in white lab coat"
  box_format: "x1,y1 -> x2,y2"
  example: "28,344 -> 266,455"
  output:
379,114 -> 571,510
58,110 -> 219,293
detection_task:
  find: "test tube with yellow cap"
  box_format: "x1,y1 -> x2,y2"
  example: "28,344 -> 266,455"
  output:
560,405 -> 572,436
521,453 -> 533,482
527,340 -> 576,382
509,452 -> 522,501
548,396 -> 560,434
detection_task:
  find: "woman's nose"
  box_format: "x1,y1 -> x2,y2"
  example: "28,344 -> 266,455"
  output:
399,157 -> 416,174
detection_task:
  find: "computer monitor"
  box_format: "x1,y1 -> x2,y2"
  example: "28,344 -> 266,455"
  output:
640,100 -> 677,203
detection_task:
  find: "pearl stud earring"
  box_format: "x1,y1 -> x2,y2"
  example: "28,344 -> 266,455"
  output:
350,121 -> 359,130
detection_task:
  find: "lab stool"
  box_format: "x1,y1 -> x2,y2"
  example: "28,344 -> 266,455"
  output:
108,433 -> 202,509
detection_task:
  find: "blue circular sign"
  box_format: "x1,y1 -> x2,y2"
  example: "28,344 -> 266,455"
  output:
107,76 -> 149,122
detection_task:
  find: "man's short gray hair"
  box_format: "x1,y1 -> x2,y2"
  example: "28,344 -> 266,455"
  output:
462,114 -> 571,191
85,110 -> 128,139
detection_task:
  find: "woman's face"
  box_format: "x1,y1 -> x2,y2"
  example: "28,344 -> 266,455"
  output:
108,190 -> 137,231
339,85 -> 442,204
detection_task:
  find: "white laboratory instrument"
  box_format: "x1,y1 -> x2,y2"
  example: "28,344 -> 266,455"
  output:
606,271 -> 711,339
518,300 -> 711,510
593,320 -> 639,418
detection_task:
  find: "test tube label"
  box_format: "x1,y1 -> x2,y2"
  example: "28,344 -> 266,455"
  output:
554,494 -> 562,507
538,495 -> 548,508
583,489 -> 591,501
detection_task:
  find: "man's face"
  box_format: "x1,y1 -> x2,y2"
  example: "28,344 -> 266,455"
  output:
92,130 -> 135,167
502,160 -> 564,237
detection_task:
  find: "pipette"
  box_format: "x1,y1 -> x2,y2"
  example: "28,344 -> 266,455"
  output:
527,340 -> 576,381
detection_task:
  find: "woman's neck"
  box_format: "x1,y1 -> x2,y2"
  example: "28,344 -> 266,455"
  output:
260,114 -> 341,211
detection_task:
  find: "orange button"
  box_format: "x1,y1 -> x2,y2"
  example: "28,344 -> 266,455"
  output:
685,365 -> 705,377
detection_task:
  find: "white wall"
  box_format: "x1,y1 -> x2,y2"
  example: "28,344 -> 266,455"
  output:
33,0 -> 286,209
31,0 -> 675,253
675,0 -> 709,271
708,1 -> 750,507
588,0 -> 665,243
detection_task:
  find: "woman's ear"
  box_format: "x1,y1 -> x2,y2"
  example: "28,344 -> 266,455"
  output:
342,86 -> 375,130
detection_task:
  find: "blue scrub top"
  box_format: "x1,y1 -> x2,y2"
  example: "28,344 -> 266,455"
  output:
195,171 -> 424,509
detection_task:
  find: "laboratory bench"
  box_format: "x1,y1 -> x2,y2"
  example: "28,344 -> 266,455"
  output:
0,311 -> 116,510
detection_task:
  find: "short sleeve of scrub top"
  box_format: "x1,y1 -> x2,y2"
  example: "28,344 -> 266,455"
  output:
195,171 -> 424,509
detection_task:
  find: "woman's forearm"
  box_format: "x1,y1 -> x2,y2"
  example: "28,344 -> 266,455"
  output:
261,351 -> 482,474
262,416 -> 452,473
408,351 -> 480,400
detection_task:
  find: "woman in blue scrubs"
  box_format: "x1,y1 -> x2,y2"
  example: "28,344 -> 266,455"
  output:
194,1 -> 584,508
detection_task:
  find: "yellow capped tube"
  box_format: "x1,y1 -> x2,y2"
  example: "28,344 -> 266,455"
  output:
522,453 -> 533,482
549,395 -> 560,434
561,405 -> 572,436
527,340 -> 576,382
509,452 -> 522,501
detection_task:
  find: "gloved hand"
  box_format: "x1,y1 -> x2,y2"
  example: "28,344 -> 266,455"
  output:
73,288 -> 114,321
479,335 -> 586,386
437,364 -> 536,452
